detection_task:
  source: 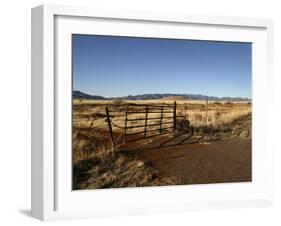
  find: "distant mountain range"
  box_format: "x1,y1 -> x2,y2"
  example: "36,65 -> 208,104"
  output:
73,91 -> 106,100
73,90 -> 251,102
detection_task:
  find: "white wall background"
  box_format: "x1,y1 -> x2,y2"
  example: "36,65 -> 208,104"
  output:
0,0 -> 280,225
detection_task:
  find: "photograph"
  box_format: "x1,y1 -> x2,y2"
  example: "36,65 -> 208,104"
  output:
72,34 -> 252,190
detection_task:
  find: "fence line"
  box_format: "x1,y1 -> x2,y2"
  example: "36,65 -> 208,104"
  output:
104,100 -> 212,146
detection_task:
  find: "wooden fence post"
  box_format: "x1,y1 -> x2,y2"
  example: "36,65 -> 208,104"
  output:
173,101 -> 177,131
105,107 -> 115,146
184,103 -> 187,119
144,105 -> 149,138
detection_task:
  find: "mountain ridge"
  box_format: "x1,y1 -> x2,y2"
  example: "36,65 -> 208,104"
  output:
73,91 -> 107,100
73,90 -> 251,102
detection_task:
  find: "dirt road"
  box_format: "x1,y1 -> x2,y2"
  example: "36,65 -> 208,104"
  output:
119,134 -> 251,185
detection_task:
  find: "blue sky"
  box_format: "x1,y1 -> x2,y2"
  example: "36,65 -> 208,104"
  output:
72,34 -> 252,98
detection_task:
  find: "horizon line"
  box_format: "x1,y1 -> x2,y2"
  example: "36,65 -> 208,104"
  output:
73,90 -> 252,99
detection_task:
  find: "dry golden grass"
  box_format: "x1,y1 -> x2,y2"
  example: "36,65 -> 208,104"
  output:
72,127 -> 180,189
72,98 -> 251,189
73,99 -> 251,133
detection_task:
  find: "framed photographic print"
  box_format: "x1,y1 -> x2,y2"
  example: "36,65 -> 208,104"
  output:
31,4 -> 274,221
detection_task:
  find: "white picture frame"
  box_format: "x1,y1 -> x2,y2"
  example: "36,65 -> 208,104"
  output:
31,4 -> 274,221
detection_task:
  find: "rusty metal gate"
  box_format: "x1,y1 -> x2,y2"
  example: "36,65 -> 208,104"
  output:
123,102 -> 177,142
105,101 -> 177,146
